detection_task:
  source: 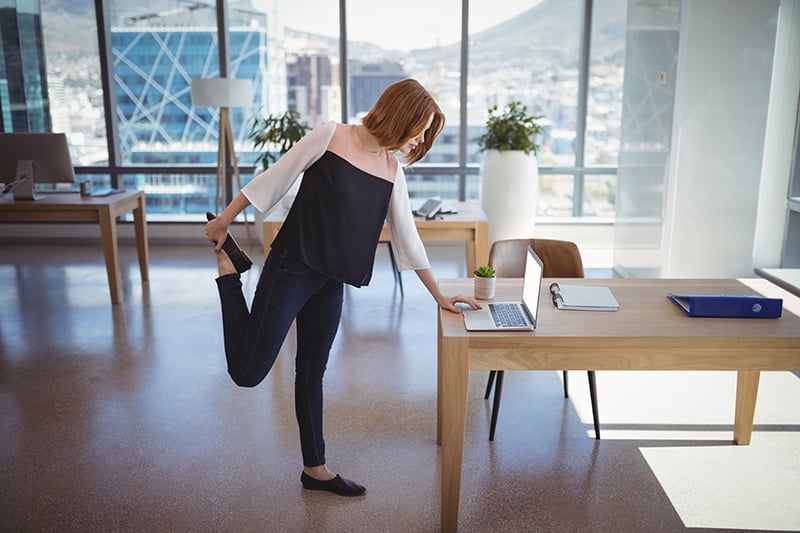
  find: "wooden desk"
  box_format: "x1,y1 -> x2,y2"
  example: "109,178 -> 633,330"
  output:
0,191 -> 149,305
436,277 -> 800,532
262,201 -> 489,276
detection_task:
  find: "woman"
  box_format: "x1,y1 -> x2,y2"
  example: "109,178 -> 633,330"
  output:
205,79 -> 480,497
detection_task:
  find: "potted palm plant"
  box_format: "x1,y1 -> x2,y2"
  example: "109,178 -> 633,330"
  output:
248,109 -> 310,172
478,101 -> 544,245
473,265 -> 497,300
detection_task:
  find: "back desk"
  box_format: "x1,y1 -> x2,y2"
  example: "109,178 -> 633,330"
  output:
262,201 -> 489,276
0,190 -> 149,305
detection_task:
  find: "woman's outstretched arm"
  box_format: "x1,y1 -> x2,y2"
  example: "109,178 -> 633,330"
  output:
415,267 -> 481,314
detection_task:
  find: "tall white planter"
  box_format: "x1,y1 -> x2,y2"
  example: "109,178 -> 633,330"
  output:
479,150 -> 539,245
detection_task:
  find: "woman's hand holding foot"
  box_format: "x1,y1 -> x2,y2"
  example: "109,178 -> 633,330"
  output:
205,212 -> 253,273
204,215 -> 229,252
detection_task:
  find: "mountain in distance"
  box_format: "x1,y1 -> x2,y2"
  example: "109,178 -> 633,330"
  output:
40,0 -> 98,56
280,0 -> 627,65
410,0 -> 627,68
38,0 -> 627,76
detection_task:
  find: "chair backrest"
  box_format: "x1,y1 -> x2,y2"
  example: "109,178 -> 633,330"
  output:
489,238 -> 584,278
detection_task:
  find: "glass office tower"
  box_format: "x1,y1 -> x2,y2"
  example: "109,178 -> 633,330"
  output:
0,0 -> 52,132
347,61 -> 405,121
109,2 -> 278,214
111,6 -> 273,165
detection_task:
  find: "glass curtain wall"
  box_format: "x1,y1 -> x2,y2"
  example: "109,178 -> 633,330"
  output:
346,0 -> 461,200
277,0 -> 340,129
27,0 -> 626,221
1,0 -> 51,132
466,0 -> 625,217
468,0 -> 582,215
584,0 -> 626,217
23,0 -> 102,154
107,0 -> 271,217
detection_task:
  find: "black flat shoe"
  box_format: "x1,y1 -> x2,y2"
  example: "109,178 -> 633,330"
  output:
300,472 -> 366,497
206,212 -> 253,274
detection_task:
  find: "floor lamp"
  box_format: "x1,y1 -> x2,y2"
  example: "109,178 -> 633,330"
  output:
191,78 -> 253,242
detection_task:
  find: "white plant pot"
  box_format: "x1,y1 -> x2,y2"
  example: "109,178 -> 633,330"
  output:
474,276 -> 496,300
479,150 -> 539,245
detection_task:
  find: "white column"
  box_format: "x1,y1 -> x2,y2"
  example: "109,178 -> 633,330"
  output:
662,0 -> 781,277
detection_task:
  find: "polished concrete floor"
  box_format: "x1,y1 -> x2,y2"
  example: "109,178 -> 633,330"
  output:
1,241 -> 799,532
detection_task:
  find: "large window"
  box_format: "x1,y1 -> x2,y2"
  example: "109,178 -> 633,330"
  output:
344,0 -> 463,200
23,0 -> 626,220
466,0 -> 625,216
468,0 -> 583,212
277,0 -> 340,128
345,0 -> 461,138
39,0 -> 105,164
583,0 -> 626,217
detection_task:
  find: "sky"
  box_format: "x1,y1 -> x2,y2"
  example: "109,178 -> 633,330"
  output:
276,0 -> 544,51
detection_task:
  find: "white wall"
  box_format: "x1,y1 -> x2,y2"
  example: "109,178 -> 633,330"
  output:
754,0 -> 800,268
662,0 -> 780,277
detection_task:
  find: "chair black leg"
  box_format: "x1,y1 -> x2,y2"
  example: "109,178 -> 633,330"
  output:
562,370 -> 569,398
587,370 -> 600,440
489,371 -> 505,441
484,371 -> 496,399
386,243 -> 404,297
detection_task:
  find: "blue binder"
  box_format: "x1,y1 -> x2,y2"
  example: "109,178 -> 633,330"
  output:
667,293 -> 783,318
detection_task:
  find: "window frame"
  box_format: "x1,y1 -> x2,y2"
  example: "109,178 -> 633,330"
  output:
83,0 -> 613,218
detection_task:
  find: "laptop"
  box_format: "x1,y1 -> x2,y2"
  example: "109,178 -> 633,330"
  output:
463,246 -> 544,331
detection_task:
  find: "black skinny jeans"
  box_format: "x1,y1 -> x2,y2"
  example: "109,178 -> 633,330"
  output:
215,248 -> 343,467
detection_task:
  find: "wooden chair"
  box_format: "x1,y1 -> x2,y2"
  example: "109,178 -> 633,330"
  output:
484,238 -> 601,440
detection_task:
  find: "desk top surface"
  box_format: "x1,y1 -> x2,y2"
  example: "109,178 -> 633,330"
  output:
439,277 -> 800,342
264,200 -> 487,225
0,189 -> 142,209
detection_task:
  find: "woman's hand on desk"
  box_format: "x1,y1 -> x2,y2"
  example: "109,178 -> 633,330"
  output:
413,268 -> 482,313
439,295 -> 482,314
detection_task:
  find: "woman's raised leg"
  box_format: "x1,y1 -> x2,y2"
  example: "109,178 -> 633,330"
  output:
215,249 -> 318,387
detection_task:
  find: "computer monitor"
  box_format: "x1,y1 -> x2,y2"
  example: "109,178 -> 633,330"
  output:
0,132 -> 76,200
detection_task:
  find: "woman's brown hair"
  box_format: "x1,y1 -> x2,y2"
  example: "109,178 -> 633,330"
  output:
361,78 -> 445,165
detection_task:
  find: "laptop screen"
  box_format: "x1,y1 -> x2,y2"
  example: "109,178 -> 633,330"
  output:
521,247 -> 544,325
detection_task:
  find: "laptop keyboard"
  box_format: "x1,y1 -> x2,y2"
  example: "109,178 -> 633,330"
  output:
489,303 -> 528,328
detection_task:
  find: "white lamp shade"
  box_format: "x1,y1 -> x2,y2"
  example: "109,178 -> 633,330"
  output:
191,78 -> 253,108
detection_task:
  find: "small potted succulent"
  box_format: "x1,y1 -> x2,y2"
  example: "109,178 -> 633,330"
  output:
473,265 -> 496,300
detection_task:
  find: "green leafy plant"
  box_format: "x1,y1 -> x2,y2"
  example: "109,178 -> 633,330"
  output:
248,109 -> 310,171
477,101 -> 544,156
473,265 -> 496,278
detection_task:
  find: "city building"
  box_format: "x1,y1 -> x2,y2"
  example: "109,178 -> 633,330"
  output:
348,60 -> 405,120
286,51 -> 337,126
109,3 -> 276,214
0,0 -> 51,132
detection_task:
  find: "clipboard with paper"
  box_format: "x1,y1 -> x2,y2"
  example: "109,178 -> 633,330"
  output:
549,282 -> 620,311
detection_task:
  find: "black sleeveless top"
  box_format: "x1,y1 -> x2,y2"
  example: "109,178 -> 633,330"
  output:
270,151 -> 394,287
